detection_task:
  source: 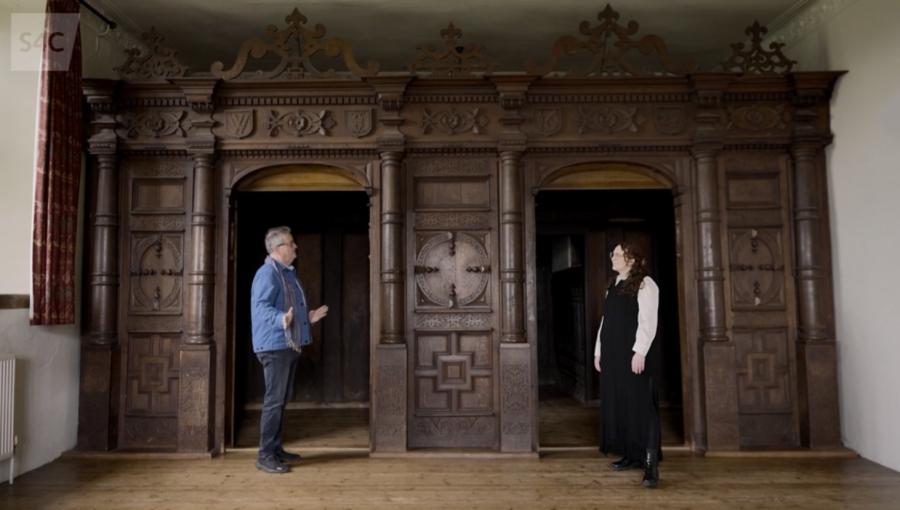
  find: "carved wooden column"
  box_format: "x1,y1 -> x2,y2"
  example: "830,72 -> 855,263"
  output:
78,81 -> 120,450
494,77 -> 533,453
369,77 -> 410,452
176,80 -> 217,452
379,151 -> 405,346
792,99 -> 840,447
691,76 -> 738,451
693,142 -> 738,450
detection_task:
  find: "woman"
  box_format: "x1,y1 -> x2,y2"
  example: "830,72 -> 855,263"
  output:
593,242 -> 661,488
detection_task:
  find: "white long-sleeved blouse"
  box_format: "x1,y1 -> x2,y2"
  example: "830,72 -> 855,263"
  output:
593,275 -> 659,359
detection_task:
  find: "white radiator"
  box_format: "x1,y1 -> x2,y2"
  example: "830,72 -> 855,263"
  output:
0,355 -> 15,485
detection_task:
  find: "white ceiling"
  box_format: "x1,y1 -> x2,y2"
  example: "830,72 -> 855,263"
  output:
87,0 -> 807,74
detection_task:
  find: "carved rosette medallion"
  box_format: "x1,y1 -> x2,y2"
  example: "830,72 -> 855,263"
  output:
729,228 -> 785,309
415,232 -> 490,308
130,233 -> 184,314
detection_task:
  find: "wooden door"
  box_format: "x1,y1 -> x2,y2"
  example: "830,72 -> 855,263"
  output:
233,192 -> 370,418
406,158 -> 500,449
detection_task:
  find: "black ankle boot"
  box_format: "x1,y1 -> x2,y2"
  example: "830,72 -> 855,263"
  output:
610,456 -> 643,471
641,450 -> 659,488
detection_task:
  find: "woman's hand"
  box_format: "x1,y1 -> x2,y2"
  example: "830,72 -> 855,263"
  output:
631,352 -> 645,374
593,355 -> 601,373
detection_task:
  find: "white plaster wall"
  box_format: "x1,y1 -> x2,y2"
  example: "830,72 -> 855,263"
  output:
0,0 -> 81,483
779,0 -> 900,472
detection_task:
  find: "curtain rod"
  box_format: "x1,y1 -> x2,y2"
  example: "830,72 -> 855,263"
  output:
78,0 -> 117,30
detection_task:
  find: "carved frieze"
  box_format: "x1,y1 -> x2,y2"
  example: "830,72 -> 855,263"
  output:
416,212 -> 490,230
726,104 -> 791,132
266,110 -> 336,137
523,107 -> 563,137
421,108 -> 489,135
415,313 -> 491,330
576,106 -> 644,134
221,110 -> 255,139
653,105 -> 689,135
118,111 -> 187,139
345,109 -> 375,137
409,158 -> 492,176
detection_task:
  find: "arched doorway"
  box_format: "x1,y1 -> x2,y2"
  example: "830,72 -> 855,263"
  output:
533,162 -> 686,449
226,164 -> 372,450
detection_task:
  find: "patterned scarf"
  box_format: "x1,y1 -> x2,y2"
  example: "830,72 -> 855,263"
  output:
269,258 -> 306,353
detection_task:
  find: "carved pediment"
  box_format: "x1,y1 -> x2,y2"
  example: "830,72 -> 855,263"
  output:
719,21 -> 797,74
525,4 -> 696,77
210,8 -> 380,80
408,23 -> 495,77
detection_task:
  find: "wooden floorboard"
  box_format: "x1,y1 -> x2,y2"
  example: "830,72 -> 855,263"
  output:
3,450 -> 899,509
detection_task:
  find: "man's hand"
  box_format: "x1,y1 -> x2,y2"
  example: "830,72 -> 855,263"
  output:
631,352 -> 645,374
309,305 -> 329,324
593,355 -> 601,373
282,306 -> 294,330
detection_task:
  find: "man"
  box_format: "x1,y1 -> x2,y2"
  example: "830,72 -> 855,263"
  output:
250,226 -> 328,474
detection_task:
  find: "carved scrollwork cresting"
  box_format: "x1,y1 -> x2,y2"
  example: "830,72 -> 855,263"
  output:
526,4 -> 696,76
210,8 -> 379,80
719,21 -> 797,74
409,23 -> 495,77
115,27 -> 188,81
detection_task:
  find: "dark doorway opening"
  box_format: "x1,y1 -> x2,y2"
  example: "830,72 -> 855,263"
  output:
230,191 -> 370,449
536,189 -> 684,448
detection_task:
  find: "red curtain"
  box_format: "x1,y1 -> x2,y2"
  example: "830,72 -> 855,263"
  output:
31,0 -> 83,325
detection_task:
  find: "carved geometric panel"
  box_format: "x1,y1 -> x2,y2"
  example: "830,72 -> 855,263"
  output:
415,177 -> 491,209
129,233 -> 184,314
729,228 -> 786,310
734,329 -> 792,414
413,331 -> 494,416
126,334 -> 180,415
415,231 -> 491,308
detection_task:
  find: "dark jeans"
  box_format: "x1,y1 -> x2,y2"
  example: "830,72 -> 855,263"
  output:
256,348 -> 300,459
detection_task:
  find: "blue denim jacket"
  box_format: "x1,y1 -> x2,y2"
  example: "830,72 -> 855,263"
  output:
250,257 -> 312,353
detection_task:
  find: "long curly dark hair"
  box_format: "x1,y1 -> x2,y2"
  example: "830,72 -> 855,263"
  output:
611,241 -> 649,297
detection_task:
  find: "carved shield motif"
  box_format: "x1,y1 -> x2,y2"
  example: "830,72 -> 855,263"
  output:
224,110 -> 255,139
345,109 -> 374,138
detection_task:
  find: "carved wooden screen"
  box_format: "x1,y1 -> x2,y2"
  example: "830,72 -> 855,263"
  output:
120,158 -> 191,449
722,152 -> 799,448
407,157 -> 500,448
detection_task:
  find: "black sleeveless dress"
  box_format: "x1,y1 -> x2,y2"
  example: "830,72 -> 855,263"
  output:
599,277 -> 662,462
